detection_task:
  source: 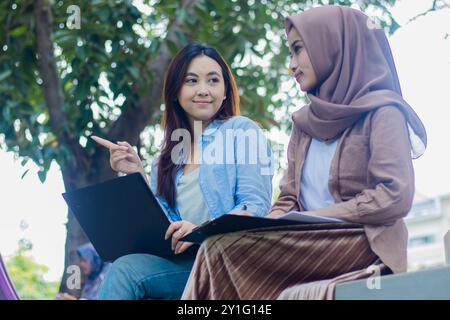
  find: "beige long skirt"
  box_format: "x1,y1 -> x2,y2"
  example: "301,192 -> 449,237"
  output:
182,224 -> 388,300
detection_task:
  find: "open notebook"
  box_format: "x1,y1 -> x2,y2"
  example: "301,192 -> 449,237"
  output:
181,210 -> 356,243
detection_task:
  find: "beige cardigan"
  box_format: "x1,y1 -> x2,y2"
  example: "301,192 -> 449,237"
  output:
269,106 -> 414,273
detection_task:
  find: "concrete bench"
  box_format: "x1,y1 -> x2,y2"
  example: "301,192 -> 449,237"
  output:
335,265 -> 450,300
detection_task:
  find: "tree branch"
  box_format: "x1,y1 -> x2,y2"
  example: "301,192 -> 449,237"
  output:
406,0 -> 450,25
34,0 -> 88,174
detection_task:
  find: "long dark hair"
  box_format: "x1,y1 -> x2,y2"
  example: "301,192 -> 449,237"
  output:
157,43 -> 240,209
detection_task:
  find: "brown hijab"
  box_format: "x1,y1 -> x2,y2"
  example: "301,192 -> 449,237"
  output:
285,5 -> 427,158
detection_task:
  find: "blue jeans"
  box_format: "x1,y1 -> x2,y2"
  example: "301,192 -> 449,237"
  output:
97,253 -> 196,300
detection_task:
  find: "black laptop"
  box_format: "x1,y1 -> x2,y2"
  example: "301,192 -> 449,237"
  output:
62,172 -> 195,262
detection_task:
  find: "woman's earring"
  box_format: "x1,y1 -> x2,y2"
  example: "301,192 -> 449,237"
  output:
223,96 -> 226,100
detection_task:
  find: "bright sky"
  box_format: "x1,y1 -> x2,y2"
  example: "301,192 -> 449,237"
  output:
1,0 -> 449,282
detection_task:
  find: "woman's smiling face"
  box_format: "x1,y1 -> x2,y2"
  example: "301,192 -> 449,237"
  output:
287,26 -> 318,92
178,55 -> 226,127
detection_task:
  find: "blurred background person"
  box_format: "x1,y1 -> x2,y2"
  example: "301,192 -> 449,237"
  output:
57,243 -> 110,300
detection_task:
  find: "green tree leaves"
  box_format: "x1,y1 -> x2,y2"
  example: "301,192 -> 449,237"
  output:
5,240 -> 60,300
0,0 -> 401,181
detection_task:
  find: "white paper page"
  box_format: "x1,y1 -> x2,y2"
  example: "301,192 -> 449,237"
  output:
277,210 -> 344,223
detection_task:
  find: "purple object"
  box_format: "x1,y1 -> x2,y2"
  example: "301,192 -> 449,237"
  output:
0,254 -> 19,300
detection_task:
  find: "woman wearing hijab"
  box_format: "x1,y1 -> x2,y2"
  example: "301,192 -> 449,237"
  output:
182,5 -> 427,300
57,243 -> 110,300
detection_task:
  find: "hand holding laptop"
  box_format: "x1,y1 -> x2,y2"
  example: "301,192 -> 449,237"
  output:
91,135 -> 148,184
165,220 -> 198,255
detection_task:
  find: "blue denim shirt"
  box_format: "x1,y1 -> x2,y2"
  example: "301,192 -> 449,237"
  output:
148,116 -> 273,222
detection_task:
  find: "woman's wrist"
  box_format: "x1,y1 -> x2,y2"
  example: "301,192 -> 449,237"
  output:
136,167 -> 149,184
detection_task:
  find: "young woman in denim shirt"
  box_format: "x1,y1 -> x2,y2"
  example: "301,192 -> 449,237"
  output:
94,43 -> 273,300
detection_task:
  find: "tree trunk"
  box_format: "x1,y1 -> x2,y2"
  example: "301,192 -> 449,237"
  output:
33,0 -> 198,298
57,164 -> 86,298
58,154 -> 117,298
58,211 -> 88,298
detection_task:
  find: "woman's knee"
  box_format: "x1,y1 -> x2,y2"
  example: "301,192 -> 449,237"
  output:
109,254 -> 161,277
109,253 -> 192,280
108,254 -> 134,276
100,254 -> 166,299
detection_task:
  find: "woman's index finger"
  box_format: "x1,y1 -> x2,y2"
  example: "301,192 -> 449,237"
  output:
91,135 -> 119,150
